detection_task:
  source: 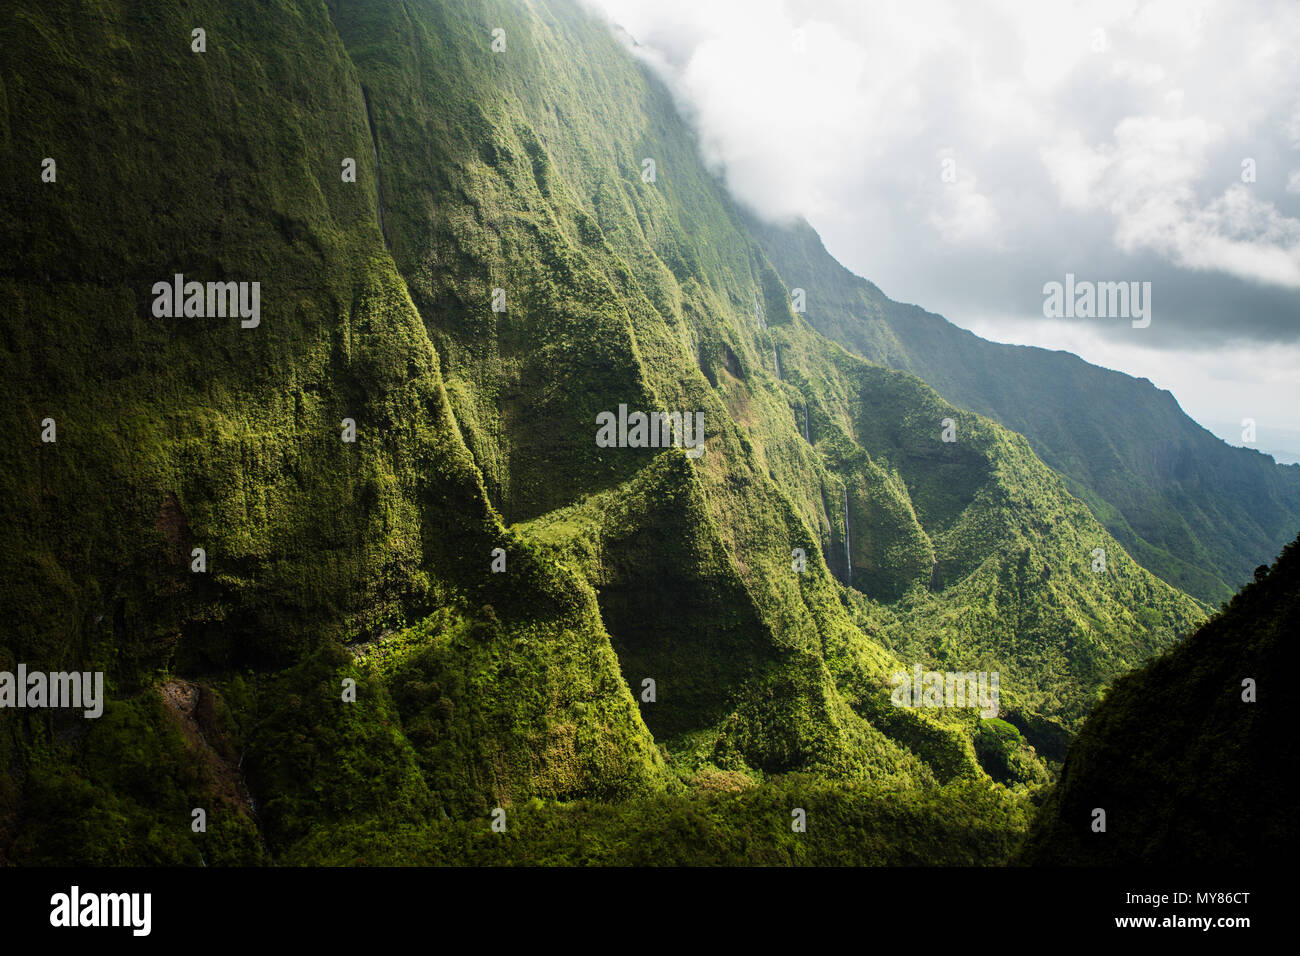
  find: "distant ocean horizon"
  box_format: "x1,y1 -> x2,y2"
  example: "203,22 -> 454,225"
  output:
1202,419 -> 1300,466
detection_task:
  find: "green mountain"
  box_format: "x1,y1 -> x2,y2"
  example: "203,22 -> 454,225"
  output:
1020,535 -> 1295,865
0,0 -> 1207,865
751,219 -> 1300,605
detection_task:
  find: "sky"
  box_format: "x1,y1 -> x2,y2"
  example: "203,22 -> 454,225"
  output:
584,0 -> 1300,462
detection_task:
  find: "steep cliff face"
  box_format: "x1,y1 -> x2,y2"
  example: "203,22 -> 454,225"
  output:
1,0 -> 1206,864
0,0 -> 667,862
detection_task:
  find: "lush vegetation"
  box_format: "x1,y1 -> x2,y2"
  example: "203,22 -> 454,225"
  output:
0,0 -> 1240,866
1020,535 -> 1295,865
283,775 -> 1034,866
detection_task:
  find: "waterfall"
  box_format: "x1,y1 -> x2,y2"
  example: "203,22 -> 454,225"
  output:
843,486 -> 852,581
360,85 -> 389,250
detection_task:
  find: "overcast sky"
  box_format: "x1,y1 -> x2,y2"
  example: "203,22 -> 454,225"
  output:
585,0 -> 1300,461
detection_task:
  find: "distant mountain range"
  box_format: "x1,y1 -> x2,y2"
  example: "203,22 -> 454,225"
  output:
749,218 -> 1300,604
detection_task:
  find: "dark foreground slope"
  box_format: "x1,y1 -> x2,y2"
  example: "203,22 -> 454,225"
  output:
1020,537 -> 1296,865
1,0 -> 1205,865
752,220 -> 1300,605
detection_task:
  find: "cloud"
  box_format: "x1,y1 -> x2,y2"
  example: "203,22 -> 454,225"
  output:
928,149 -> 1002,244
587,0 -> 1300,352
1041,116 -> 1300,289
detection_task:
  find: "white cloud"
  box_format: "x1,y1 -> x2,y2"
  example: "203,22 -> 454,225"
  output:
586,0 -> 1300,429
1040,116 -> 1300,288
592,0 -> 1300,274
928,150 -> 1002,243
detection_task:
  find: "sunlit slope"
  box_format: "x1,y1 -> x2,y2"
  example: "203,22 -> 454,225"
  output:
336,0 -> 1204,752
